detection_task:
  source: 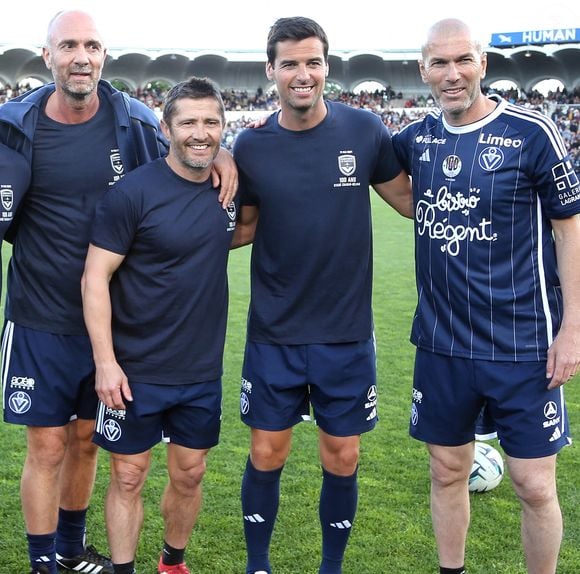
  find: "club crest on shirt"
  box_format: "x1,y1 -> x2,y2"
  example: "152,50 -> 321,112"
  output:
478,146 -> 505,171
333,152 -> 361,189
442,155 -> 462,179
110,150 -> 124,175
338,154 -> 356,176
226,201 -> 237,232
1,186 -> 14,211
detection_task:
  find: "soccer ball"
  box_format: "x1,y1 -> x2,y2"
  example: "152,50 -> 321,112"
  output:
468,442 -> 504,493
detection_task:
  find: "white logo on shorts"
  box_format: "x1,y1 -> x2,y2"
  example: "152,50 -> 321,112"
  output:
241,377 -> 253,394
8,391 -> 32,414
103,419 -> 122,442
544,401 -> 558,419
411,403 -> 419,426
365,385 -> 378,409
412,388 -> 423,403
10,376 -> 35,390
105,407 -> 126,420
240,392 -> 250,415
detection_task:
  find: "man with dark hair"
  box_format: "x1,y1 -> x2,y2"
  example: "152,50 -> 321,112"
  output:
233,16 -> 412,574
82,76 -> 235,574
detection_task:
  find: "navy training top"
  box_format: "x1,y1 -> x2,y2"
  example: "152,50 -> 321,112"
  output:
90,158 -> 236,384
234,100 -> 403,344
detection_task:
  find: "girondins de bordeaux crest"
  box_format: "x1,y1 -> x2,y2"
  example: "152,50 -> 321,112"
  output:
338,154 -> 356,176
1,187 -> 13,211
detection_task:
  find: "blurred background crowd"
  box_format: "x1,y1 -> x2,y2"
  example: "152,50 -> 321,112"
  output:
2,82 -> 578,169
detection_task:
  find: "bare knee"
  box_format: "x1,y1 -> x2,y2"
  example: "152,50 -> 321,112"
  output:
110,457 -> 149,497
67,419 -> 98,457
511,471 -> 557,509
508,455 -> 558,510
251,429 -> 292,470
26,426 -> 68,470
170,457 -> 208,496
429,444 -> 473,489
320,433 -> 360,476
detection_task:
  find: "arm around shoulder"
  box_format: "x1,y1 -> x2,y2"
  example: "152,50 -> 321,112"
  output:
212,148 -> 239,208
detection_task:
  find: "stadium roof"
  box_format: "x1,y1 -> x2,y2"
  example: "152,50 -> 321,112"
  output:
1,43 -> 579,94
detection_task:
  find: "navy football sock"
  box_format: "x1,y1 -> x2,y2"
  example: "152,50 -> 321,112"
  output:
241,456 -> 283,574
161,540 -> 185,565
113,561 -> 136,574
28,531 -> 57,574
319,466 -> 358,574
56,507 -> 87,558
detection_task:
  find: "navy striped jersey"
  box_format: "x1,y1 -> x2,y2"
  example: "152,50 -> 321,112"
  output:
234,100 -> 403,345
393,95 -> 580,361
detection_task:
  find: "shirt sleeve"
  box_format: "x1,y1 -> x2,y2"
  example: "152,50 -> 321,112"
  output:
90,182 -> 141,255
531,122 -> 580,219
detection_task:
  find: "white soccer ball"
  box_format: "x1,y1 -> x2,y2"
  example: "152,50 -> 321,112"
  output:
468,442 -> 504,493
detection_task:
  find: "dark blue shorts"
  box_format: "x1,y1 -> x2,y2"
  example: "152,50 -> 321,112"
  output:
410,349 -> 571,458
240,339 -> 378,436
2,321 -> 97,426
94,378 -> 222,455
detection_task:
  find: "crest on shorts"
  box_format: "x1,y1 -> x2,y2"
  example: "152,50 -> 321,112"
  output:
338,154 -> 356,176
240,392 -> 250,415
103,419 -> 122,441
8,391 -> 31,414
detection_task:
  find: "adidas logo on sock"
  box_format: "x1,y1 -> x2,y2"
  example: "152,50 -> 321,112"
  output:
330,520 -> 352,529
244,514 -> 265,523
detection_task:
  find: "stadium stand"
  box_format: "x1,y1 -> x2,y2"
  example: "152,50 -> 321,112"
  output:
1,43 -> 578,166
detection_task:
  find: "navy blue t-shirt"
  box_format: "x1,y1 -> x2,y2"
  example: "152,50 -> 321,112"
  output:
234,100 -> 403,345
90,158 -> 236,384
393,96 -> 580,360
6,93 -> 120,334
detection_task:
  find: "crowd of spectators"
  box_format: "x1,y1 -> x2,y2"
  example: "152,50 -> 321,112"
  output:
1,81 -> 578,169
212,85 -> 580,170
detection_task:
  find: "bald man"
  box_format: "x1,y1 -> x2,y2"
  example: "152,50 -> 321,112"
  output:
392,18 -> 580,574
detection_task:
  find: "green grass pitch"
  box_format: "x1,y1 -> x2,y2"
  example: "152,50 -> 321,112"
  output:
0,195 -> 578,573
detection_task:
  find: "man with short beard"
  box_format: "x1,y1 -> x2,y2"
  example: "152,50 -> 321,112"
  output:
82,77 -> 235,574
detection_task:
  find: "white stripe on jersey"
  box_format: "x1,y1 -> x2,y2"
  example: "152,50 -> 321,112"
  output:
536,195 -> 554,348
502,103 -> 569,159
395,95 -> 578,360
